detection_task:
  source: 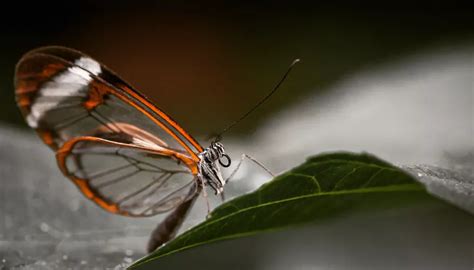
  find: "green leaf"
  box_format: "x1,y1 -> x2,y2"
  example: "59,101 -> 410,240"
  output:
130,152 -> 432,269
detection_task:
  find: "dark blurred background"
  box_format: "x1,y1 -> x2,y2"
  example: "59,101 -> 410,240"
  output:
1,1 -> 472,137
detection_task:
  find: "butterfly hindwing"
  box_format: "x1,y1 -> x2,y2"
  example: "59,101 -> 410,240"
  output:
56,135 -> 199,216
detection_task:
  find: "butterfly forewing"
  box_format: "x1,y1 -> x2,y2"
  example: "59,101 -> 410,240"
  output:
15,46 -> 204,216
15,46 -> 203,156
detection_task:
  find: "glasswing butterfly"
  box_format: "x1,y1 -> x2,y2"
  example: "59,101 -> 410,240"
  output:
14,46 -> 299,252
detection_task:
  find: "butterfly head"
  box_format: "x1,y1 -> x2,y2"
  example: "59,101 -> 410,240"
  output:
198,141 -> 231,195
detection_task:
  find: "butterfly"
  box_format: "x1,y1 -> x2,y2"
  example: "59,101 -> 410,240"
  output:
15,46 -> 298,252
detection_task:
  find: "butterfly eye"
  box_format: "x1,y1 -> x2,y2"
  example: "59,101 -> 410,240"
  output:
218,154 -> 231,168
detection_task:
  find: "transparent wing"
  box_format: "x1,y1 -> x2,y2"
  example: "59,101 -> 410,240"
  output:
15,46 -> 203,158
57,135 -> 199,217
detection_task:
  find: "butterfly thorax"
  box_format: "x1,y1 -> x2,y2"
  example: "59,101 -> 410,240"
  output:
197,142 -> 231,195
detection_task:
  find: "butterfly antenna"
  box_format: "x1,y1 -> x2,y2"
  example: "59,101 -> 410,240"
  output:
213,58 -> 300,142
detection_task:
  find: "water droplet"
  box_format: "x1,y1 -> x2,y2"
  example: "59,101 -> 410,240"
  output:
123,257 -> 133,264
2,258 -> 6,263
80,260 -> 87,265
40,222 -> 50,233
417,172 -> 424,177
114,263 -> 128,270
62,255 -> 68,260
125,249 -> 134,256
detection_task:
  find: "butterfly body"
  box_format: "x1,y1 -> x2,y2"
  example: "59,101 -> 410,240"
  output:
198,141 -> 230,195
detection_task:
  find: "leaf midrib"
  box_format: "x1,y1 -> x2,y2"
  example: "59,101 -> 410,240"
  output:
195,183 -> 421,231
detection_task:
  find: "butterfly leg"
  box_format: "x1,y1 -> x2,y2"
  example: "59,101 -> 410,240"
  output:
224,154 -> 275,184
